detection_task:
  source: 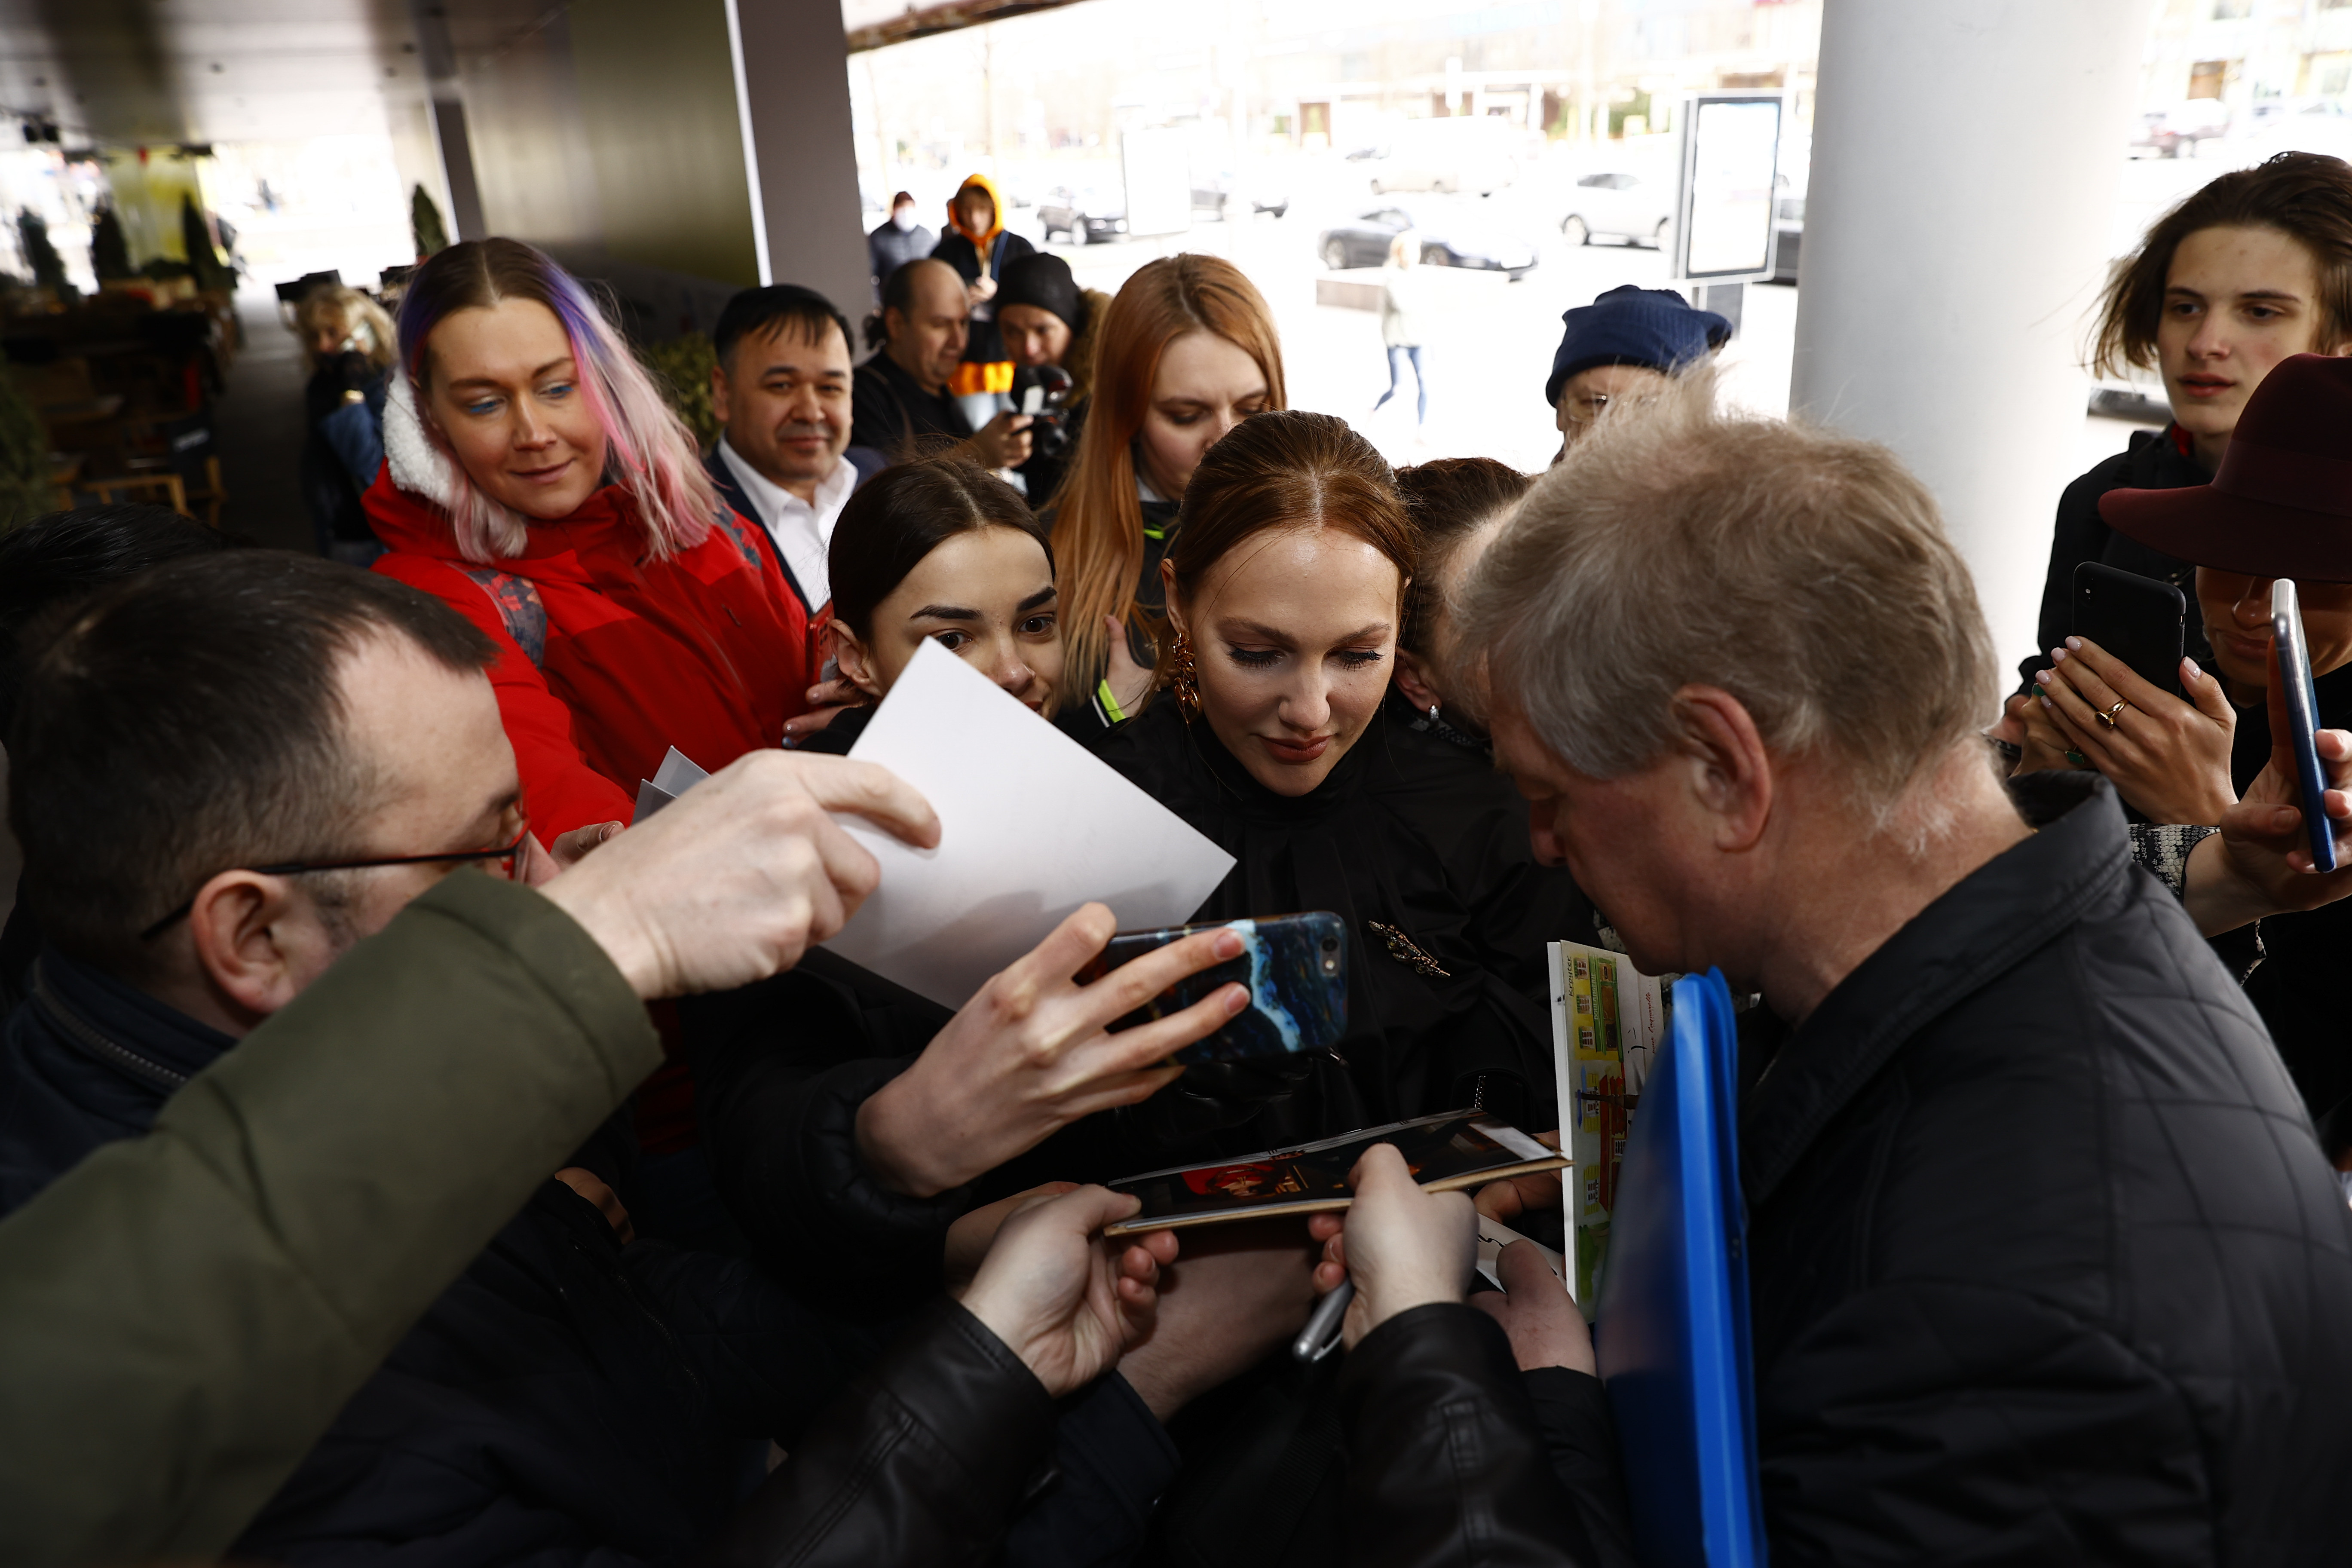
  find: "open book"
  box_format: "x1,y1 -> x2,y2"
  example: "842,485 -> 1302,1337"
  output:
1101,1111 -> 1565,1237
1549,940 -> 1671,1314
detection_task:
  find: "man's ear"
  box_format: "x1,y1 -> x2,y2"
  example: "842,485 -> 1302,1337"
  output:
709,358 -> 732,426
1670,684 -> 1775,853
830,621 -> 883,700
184,871 -> 308,1023
1393,649 -> 1441,713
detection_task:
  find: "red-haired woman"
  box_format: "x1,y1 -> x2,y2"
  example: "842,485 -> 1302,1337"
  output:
369,238 -> 815,840
1047,254 -> 1283,738
1096,410 -> 1595,1148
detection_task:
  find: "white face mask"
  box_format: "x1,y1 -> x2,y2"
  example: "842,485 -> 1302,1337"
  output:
891,208 -> 917,232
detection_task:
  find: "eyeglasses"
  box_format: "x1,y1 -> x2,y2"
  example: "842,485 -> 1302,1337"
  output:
1561,392 -> 1623,427
138,824 -> 532,942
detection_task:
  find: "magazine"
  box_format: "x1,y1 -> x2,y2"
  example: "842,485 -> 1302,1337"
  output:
1548,940 -> 1671,1314
1101,1111 -> 1567,1237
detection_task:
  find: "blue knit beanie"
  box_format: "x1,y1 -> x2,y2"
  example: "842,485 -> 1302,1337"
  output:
1544,285 -> 1733,408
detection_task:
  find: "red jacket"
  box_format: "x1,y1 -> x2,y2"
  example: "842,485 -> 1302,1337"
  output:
366,469 -> 815,837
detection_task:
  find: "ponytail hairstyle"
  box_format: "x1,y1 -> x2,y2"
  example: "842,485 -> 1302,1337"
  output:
396,238 -> 717,564
1050,254 -> 1285,699
1147,410 -> 1412,705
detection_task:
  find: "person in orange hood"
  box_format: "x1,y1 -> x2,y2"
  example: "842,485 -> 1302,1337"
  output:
930,172 -> 1037,409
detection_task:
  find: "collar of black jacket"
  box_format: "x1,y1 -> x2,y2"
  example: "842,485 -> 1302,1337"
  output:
1739,771 -> 2129,1208
27,944 -> 236,1099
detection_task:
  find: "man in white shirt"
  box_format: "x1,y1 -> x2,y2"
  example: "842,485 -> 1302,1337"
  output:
706,285 -> 875,614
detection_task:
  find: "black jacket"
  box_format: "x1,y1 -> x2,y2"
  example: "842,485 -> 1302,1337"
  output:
1092,695 -> 1596,1144
0,949 -> 876,1567
1742,772 -> 2352,1562
852,352 -> 973,463
2022,426 -> 2208,690
932,228 -> 1037,369
867,219 -> 937,300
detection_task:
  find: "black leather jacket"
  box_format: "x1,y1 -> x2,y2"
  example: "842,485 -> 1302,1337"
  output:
704,1300 -> 1059,1567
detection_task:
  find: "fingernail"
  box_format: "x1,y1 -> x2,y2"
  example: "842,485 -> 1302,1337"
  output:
2032,683 -> 2046,698
2184,657 -> 2201,680
1213,931 -> 1244,959
2041,695 -> 2053,708
2037,670 -> 2055,686
2052,647 -> 2069,662
2064,637 -> 2082,651
1225,984 -> 1250,1015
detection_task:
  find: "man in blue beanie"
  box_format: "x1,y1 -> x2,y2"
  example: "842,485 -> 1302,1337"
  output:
1546,283 -> 1731,463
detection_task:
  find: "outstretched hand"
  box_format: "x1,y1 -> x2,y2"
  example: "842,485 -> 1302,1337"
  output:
1470,1239 -> 1593,1374
1306,1143 -> 1475,1352
2033,637 -> 2237,823
856,904 -> 1249,1198
2180,642 -> 2352,932
959,1185 -> 1180,1399
540,750 -> 938,998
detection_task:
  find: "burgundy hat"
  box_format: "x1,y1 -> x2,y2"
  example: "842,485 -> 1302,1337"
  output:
2100,352 -> 2352,583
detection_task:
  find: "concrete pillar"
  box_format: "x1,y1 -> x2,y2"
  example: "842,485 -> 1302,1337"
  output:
1789,0 -> 2156,670
728,0 -> 873,326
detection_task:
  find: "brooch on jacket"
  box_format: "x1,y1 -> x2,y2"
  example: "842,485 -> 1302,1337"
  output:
1366,921 -> 1451,980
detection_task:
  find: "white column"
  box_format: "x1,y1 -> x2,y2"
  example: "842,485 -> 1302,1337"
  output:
1790,0 -> 2156,671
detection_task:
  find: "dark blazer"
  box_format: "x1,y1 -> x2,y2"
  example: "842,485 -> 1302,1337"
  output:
702,445 -> 882,613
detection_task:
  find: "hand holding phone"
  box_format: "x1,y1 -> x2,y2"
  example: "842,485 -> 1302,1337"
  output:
2074,563 -> 2187,701
1076,912 -> 1348,1065
2271,580 -> 2340,874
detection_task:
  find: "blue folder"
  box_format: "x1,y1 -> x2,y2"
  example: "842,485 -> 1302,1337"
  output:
1595,968 -> 1765,1568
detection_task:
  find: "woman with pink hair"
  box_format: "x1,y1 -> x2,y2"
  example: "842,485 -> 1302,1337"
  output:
368,239 -> 815,841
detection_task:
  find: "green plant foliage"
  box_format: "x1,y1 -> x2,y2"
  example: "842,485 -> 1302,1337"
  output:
15,209 -> 74,299
410,185 -> 449,258
637,331 -> 720,451
0,370 -> 49,535
89,205 -> 133,280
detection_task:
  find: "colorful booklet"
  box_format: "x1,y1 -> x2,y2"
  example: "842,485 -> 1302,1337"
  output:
1101,1111 -> 1567,1237
1548,940 -> 1671,1315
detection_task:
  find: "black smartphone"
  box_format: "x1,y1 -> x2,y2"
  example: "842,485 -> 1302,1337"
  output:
1076,911 -> 1348,1065
2073,562 -> 2187,701
2272,580 -> 2340,875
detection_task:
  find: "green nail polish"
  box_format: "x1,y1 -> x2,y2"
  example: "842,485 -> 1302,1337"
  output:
2033,684 -> 2046,698
2065,750 -> 2086,766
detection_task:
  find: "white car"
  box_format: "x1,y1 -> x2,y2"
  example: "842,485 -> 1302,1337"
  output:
1558,169 -> 1672,248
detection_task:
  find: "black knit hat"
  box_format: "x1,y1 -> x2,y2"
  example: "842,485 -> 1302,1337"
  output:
997,253 -> 1088,336
1544,285 -> 1732,408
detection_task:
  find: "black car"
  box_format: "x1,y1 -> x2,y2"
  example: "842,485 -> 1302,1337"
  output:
1315,204 -> 1537,279
1038,187 -> 1127,245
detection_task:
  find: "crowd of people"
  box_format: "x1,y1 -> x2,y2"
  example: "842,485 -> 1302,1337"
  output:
4,151 -> 2352,1568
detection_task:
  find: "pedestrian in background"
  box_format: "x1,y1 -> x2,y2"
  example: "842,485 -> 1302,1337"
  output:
293,282 -> 397,565
931,173 -> 1035,429
1374,231 -> 1431,435
866,191 -> 934,305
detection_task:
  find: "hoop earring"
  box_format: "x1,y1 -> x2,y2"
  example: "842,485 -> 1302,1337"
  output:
1170,631 -> 1202,722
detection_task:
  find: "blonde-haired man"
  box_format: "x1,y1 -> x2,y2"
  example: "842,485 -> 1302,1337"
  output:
1326,374 -> 2352,1562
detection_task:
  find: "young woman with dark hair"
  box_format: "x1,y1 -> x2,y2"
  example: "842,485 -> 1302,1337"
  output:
791,457 -> 1063,755
1096,410 -> 1595,1148
2018,150 -> 2352,689
1390,456 -> 1531,749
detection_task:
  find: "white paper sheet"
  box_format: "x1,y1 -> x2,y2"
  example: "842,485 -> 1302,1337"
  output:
824,638 -> 1236,1008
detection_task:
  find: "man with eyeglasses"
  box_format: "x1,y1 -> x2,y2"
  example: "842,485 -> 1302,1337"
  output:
1545,283 -> 1731,466
0,551 -> 1246,1566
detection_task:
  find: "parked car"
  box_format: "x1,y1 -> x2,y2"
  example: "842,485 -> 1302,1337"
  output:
1316,203 -> 1538,279
1557,168 -> 1672,248
1038,186 -> 1128,245
1191,172 -> 1289,220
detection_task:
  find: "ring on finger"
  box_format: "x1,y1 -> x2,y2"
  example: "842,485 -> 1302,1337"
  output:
2094,699 -> 2128,731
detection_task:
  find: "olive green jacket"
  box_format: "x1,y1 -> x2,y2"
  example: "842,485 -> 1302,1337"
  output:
0,874 -> 659,1567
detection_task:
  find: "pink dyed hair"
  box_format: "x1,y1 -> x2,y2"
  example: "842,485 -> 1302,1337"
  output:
397,238 -> 716,563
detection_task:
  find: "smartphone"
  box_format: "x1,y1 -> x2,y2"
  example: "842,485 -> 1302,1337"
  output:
1075,911 -> 1348,1065
2073,562 -> 2187,701
2272,579 -> 2340,875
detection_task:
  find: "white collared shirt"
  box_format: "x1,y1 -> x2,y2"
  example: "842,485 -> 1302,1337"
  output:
716,436 -> 858,611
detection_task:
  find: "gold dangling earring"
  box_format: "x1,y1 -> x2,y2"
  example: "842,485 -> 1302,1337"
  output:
1170,630 -> 1202,721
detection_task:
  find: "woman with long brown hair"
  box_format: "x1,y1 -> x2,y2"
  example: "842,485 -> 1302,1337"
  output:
1047,254 -> 1283,738
1096,410 -> 1595,1149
